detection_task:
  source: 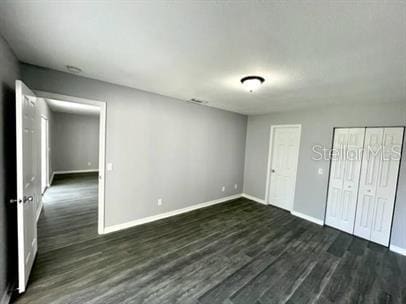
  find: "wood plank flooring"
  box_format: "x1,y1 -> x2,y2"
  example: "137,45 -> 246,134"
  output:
11,174 -> 406,304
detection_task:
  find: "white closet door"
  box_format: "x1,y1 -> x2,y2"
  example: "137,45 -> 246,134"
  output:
371,128 -> 404,245
354,127 -> 404,246
354,128 -> 384,240
325,128 -> 365,233
354,128 -> 403,246
325,129 -> 348,230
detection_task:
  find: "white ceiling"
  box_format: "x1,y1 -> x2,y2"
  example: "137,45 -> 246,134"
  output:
0,1 -> 405,115
46,98 -> 100,116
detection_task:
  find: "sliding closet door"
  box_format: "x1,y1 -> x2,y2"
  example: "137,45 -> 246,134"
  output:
325,128 -> 365,233
355,127 -> 404,246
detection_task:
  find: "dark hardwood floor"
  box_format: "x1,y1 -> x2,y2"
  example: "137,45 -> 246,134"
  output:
12,174 -> 406,304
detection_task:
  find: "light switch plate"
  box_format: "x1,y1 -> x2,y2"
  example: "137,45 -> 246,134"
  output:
107,163 -> 113,171
318,168 -> 324,175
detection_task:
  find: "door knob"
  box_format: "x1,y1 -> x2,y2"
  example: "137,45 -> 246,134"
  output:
271,169 -> 276,173
23,196 -> 33,204
9,198 -> 22,204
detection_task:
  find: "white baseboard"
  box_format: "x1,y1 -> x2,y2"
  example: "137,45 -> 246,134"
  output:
54,169 -> 99,175
390,244 -> 406,256
1,283 -> 13,304
241,193 -> 266,205
103,193 -> 243,234
291,210 -> 324,226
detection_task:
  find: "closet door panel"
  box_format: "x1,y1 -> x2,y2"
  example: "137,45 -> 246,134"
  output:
340,128 -> 365,233
370,128 -> 404,246
325,129 -> 348,229
354,128 -> 383,240
326,128 -> 365,233
340,128 -> 366,232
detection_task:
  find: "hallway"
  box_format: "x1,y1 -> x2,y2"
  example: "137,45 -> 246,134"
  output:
38,173 -> 99,252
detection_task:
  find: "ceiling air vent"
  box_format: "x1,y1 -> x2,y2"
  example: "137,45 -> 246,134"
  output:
189,98 -> 208,105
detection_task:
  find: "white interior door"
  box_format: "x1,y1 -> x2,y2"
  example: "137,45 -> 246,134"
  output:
325,128 -> 365,234
16,80 -> 39,293
354,127 -> 404,246
267,125 -> 301,211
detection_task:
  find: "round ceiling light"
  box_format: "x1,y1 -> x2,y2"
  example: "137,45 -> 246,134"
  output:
66,65 -> 82,73
240,76 -> 265,92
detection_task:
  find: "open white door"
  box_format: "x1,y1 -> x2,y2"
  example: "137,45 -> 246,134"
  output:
15,80 -> 39,293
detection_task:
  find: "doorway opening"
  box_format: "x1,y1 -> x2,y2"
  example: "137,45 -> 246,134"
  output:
39,96 -> 103,253
36,91 -> 106,235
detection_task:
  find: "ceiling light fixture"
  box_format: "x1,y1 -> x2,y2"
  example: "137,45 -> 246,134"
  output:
66,65 -> 82,73
240,76 -> 265,92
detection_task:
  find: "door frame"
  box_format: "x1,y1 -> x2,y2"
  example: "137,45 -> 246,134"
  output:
264,124 -> 302,211
40,115 -> 49,195
34,90 -> 107,235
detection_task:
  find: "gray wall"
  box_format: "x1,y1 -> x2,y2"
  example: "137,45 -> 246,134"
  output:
243,102 -> 406,249
52,112 -> 99,172
21,64 -> 247,228
0,35 -> 19,301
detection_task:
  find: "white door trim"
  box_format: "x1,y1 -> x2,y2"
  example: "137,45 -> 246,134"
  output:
40,115 -> 49,194
264,124 -> 302,211
41,114 -> 50,189
34,90 -> 107,235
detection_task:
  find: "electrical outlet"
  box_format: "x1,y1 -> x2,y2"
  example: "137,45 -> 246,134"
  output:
234,184 -> 238,189
88,162 -> 92,166
157,198 -> 163,206
221,186 -> 225,192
